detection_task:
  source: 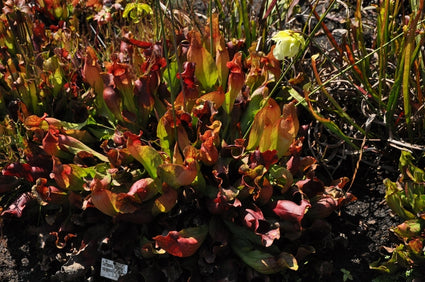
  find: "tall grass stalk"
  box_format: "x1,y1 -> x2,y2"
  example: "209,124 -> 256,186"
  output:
155,0 -> 181,157
402,0 -> 424,140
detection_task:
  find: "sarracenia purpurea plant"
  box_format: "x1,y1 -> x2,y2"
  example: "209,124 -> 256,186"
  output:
0,0 -> 356,279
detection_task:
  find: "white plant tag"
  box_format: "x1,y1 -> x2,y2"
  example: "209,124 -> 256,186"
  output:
100,258 -> 128,281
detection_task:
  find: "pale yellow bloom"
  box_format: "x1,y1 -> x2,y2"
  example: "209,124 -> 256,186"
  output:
271,30 -> 305,60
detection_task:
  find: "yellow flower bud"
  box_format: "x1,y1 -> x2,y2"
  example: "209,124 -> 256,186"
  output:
271,30 -> 305,60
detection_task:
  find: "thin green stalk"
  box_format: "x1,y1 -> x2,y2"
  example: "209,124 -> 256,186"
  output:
377,0 -> 390,106
240,0 -> 252,46
156,0 -> 179,158
209,0 -> 214,56
402,0 -> 424,140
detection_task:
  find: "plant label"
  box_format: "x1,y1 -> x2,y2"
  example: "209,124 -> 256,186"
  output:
100,258 -> 128,281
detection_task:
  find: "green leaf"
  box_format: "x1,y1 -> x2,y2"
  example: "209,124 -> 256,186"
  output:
224,220 -> 297,273
399,151 -> 425,183
157,162 -> 197,188
384,178 -> 415,220
157,115 -> 174,158
247,98 -> 281,151
52,67 -> 64,97
241,90 -> 264,134
233,243 -> 298,273
286,86 -> 307,107
393,219 -> 425,240
58,134 -> 109,162
126,133 -> 163,178
163,61 -> 180,98
187,31 -> 218,90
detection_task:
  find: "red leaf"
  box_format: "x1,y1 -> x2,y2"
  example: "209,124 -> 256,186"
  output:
273,199 -> 311,224
157,161 -> 197,188
32,178 -> 67,205
124,38 -> 152,49
249,150 -> 279,170
287,154 -> 317,177
244,207 -> 280,247
153,225 -> 208,257
50,157 -> 72,189
128,178 -> 159,202
1,192 -> 33,218
91,188 -> 118,217
308,196 -> 339,219
199,135 -> 219,166
177,62 -> 196,89
255,177 -> 274,205
2,162 -> 45,183
103,86 -> 122,120
296,177 -> 324,198
244,207 -> 264,231
82,47 -> 104,96
42,128 -> 59,156
224,52 -> 245,113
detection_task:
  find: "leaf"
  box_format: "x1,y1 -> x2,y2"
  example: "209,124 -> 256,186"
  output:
157,113 -> 174,158
196,87 -> 225,109
152,184 -> 178,215
272,102 -> 299,158
163,61 -> 180,97
307,196 -> 339,219
247,98 -> 281,151
50,157 -> 96,191
153,225 -> 208,257
393,219 -> 425,241
128,178 -> 160,202
157,161 -> 197,188
241,86 -> 267,134
82,47 -> 104,96
42,129 -> 59,156
2,162 -> 45,183
399,151 -> 425,183
384,178 -> 416,220
51,66 -> 64,97
32,178 -> 67,205
223,52 -> 245,114
187,30 -> 218,90
206,14 -> 230,87
91,188 -> 119,217
58,134 -> 109,162
243,207 -> 280,247
268,165 -> 293,194
296,177 -> 325,199
231,237 -> 298,274
125,132 -> 163,178
199,134 -> 219,166
1,192 -> 33,218
273,199 -> 311,224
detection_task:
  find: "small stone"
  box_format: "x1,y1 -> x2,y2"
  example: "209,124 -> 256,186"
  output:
21,257 -> 29,267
